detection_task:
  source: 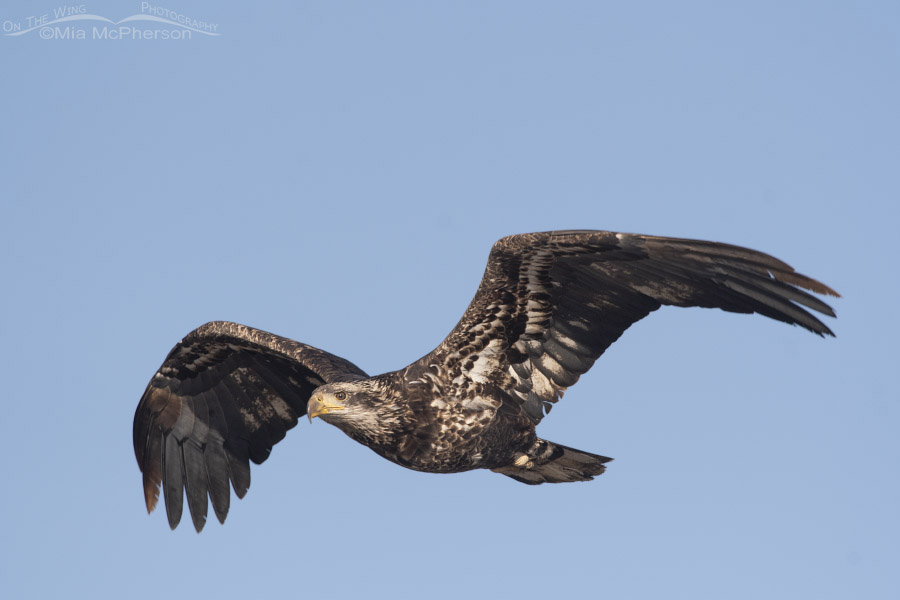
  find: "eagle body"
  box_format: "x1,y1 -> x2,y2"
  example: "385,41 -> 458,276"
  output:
133,230 -> 838,531
311,367 -> 539,474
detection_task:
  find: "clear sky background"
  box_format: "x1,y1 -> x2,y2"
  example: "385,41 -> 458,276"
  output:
1,2 -> 897,599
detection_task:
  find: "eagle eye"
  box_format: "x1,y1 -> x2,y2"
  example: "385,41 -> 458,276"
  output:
335,391 -> 347,401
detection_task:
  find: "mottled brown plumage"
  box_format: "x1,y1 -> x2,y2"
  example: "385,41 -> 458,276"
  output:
133,230 -> 838,531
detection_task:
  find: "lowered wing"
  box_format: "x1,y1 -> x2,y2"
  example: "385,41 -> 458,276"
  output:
133,321 -> 366,531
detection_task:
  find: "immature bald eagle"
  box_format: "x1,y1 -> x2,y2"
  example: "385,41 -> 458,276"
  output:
133,230 -> 838,531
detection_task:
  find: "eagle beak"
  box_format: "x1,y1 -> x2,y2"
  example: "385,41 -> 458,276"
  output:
307,394 -> 345,423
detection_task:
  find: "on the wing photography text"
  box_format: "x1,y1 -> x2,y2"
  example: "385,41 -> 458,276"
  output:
2,3 -> 219,40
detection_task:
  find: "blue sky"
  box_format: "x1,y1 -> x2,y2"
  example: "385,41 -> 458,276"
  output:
1,1 -> 897,598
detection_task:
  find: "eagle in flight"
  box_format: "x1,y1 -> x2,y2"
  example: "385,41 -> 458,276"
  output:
133,230 -> 838,531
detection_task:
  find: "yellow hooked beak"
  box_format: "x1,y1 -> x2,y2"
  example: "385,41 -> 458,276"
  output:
307,394 -> 346,423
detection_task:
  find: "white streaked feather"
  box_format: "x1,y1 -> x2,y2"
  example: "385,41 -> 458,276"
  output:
536,353 -> 565,378
530,368 -> 555,399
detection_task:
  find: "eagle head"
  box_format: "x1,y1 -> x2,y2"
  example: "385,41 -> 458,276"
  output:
307,380 -> 400,444
307,383 -> 358,423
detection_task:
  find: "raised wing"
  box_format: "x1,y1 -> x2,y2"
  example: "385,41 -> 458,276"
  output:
425,230 -> 838,423
133,321 -> 367,531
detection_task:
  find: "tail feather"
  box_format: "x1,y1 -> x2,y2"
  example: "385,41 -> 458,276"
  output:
492,440 -> 612,485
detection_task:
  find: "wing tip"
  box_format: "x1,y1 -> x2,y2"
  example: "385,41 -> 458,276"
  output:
143,480 -> 160,515
773,270 -> 841,300
191,514 -> 207,533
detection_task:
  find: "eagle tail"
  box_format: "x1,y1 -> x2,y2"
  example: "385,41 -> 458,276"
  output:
491,440 -> 613,485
